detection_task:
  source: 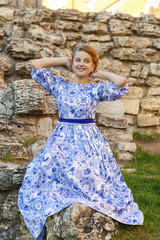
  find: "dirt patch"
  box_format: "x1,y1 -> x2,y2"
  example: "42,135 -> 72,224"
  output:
135,140 -> 160,154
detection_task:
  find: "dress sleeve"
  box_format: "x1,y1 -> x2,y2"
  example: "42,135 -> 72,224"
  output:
97,81 -> 129,102
31,68 -> 65,98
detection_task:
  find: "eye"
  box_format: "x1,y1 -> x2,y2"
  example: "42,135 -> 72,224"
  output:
75,58 -> 80,62
85,59 -> 90,63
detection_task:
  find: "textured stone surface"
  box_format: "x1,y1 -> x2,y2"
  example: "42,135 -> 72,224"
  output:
109,19 -> 132,35
137,114 -> 159,127
46,203 -> 119,240
118,142 -> 137,152
97,115 -> 128,129
96,100 -> 124,118
141,97 -> 160,111
122,99 -> 140,115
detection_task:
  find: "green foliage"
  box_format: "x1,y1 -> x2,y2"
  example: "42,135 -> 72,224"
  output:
1,151 -> 17,163
113,146 -> 160,240
112,148 -> 119,161
133,131 -> 160,142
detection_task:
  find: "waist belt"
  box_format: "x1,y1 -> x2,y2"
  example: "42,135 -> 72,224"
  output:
59,118 -> 94,124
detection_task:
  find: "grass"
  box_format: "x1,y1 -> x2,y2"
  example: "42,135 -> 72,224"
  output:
133,131 -> 160,142
113,145 -> 160,240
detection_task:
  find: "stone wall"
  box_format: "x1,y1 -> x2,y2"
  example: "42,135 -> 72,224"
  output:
0,6 -> 159,164
0,2 -> 160,239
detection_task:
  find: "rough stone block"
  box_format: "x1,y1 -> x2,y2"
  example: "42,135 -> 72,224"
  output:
149,63 -> 160,76
0,8 -> 14,21
118,152 -> 133,161
46,203 -> 118,240
81,34 -> 111,42
30,140 -> 46,158
6,38 -> 40,59
147,88 -> 160,96
28,24 -> 65,45
138,114 -> 159,127
54,20 -> 82,32
122,99 -> 140,115
96,11 -> 110,23
122,86 -> 143,99
131,22 -> 160,37
100,128 -> 133,142
109,19 -> 132,35
146,76 -> 160,87
38,117 -> 53,138
12,79 -> 45,115
18,0 -> 37,8
113,36 -> 152,48
44,95 -> 58,115
140,65 -> 149,78
111,48 -> 159,62
55,9 -> 86,22
0,87 -> 14,116
82,22 -> 108,34
118,142 -> 137,152
97,115 -> 128,129
152,39 -> 160,49
141,97 -> 160,111
97,100 -> 124,118
88,42 -> 113,57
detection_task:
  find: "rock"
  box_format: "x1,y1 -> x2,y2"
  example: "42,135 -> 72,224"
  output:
96,100 -> 124,118
152,39 -> 160,49
46,203 -> 119,240
28,24 -> 65,45
141,97 -> 160,111
5,38 -> 40,59
55,9 -> 86,22
82,22 -> 108,34
88,42 -> 113,57
0,0 -> 17,7
122,99 -> 140,115
0,86 -> 14,116
140,65 -> 149,78
97,115 -> 128,129
109,19 -> 132,35
54,20 -> 82,32
96,11 -> 110,23
18,0 -> 37,8
30,140 -> 46,158
149,63 -> 160,76
37,117 -> 53,138
118,152 -> 133,161
122,86 -> 143,99
44,95 -> 58,114
113,36 -> 152,48
0,136 -> 28,161
0,7 -> 14,21
14,8 -> 42,24
120,168 -> 136,173
81,34 -> 111,42
118,142 -> 137,152
137,114 -> 159,127
131,22 -> 160,37
146,76 -> 160,87
147,88 -> 160,96
100,128 -> 133,143
111,48 -> 159,62
12,79 -> 45,115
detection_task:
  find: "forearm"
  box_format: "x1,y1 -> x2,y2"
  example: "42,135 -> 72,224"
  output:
96,70 -> 127,88
31,57 -> 69,70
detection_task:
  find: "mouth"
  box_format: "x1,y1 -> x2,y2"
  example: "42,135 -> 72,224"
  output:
77,67 -> 86,71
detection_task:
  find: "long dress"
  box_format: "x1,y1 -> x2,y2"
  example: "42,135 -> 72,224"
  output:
18,68 -> 144,240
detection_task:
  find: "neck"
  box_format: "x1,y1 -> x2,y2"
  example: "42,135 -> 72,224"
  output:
73,76 -> 89,84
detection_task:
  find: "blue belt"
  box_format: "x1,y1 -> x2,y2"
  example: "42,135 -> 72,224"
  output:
59,118 -> 94,124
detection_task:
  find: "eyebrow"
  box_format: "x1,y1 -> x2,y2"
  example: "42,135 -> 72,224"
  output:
75,57 -> 90,60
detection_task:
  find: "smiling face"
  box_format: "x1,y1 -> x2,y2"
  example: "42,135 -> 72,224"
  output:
72,51 -> 95,78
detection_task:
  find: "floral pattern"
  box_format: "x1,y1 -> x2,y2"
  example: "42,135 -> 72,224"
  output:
18,68 -> 144,240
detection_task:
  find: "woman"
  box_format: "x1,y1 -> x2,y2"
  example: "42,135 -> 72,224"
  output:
18,45 -> 144,240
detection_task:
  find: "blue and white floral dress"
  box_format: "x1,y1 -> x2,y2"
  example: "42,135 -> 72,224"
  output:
18,68 -> 144,240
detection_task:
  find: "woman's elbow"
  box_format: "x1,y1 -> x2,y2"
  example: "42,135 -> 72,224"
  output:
31,60 -> 43,70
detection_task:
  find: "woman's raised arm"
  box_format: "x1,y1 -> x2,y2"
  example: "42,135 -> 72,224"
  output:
31,57 -> 72,70
90,70 -> 127,88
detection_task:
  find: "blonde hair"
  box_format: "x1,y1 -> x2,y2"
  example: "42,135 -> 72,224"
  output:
72,45 -> 99,71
